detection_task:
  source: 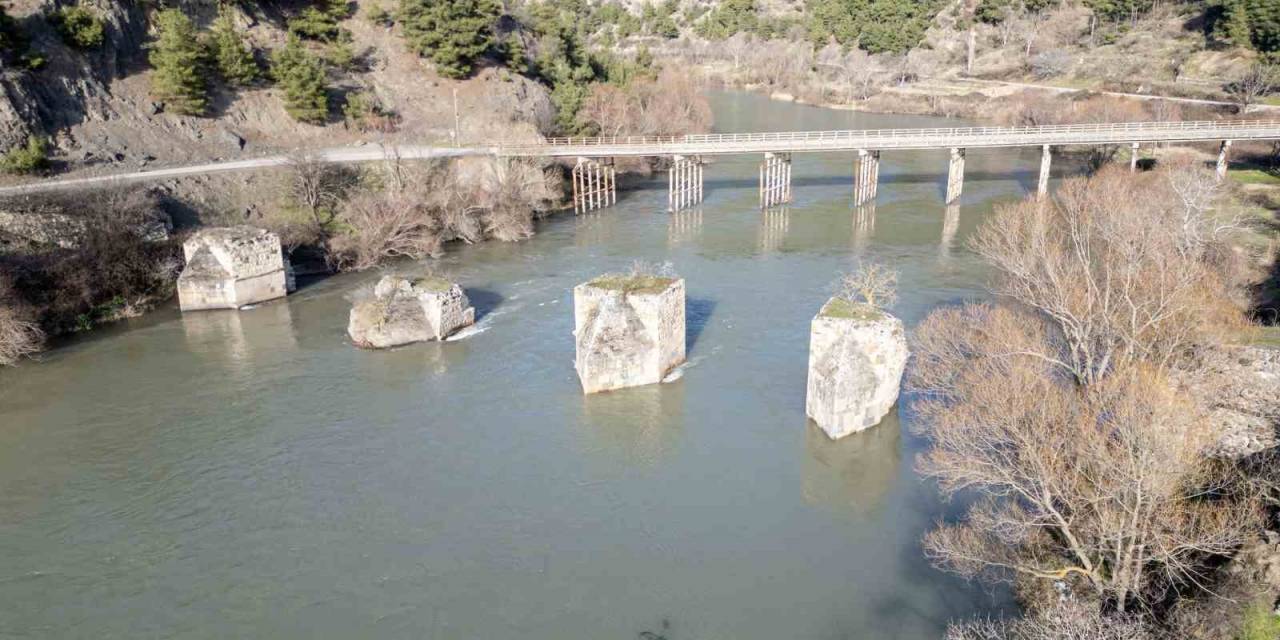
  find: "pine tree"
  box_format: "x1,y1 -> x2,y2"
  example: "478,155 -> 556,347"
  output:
212,6 -> 259,87
398,0 -> 499,79
149,9 -> 209,115
272,35 -> 329,124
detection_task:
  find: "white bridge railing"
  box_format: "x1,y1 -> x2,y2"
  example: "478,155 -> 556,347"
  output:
494,119 -> 1280,157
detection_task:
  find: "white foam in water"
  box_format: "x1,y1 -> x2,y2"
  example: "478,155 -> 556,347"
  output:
662,356 -> 704,383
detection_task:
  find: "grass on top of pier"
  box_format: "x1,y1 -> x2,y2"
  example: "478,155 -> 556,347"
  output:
588,274 -> 676,295
412,275 -> 454,292
821,298 -> 886,322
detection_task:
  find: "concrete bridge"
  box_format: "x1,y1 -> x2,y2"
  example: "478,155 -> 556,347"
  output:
496,119 -> 1280,212
3,120 -> 1279,210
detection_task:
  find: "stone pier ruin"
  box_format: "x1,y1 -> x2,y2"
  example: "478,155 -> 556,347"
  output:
806,298 -> 909,439
1038,145 -> 1053,199
1217,140 -> 1232,181
347,275 -> 475,349
178,226 -> 289,311
573,274 -> 686,394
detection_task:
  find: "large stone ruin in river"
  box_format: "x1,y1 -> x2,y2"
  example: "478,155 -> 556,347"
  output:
806,298 -> 909,439
574,274 -> 686,394
347,275 -> 476,349
177,226 -> 290,311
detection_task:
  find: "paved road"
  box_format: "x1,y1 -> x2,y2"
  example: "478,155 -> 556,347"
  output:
0,145 -> 487,196
960,78 -> 1277,111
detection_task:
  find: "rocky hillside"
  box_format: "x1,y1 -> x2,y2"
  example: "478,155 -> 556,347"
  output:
0,0 -> 552,176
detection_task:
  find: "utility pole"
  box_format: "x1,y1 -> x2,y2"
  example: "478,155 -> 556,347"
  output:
453,88 -> 460,147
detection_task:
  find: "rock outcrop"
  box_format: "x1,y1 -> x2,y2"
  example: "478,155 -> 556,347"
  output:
347,275 -> 475,349
573,275 -> 685,394
177,226 -> 288,311
806,298 -> 909,439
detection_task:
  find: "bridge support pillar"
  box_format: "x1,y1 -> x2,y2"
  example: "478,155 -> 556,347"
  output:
945,148 -> 965,204
1129,142 -> 1141,173
1038,145 -> 1052,199
854,150 -> 880,206
760,152 -> 792,208
668,155 -> 704,212
572,157 -> 616,214
1217,140 -> 1232,181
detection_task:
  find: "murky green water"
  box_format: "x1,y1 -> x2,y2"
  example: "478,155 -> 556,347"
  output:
0,92 -> 1064,638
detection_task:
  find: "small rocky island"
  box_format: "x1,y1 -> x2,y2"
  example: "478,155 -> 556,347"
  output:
177,226 -> 290,311
806,279 -> 909,439
573,270 -> 686,394
347,275 -> 476,349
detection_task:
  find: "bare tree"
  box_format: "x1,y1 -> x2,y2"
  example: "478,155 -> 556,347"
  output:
835,260 -> 898,309
1227,62 -> 1277,113
284,154 -> 360,242
970,166 -> 1238,385
946,600 -> 1155,640
912,307 -> 1260,612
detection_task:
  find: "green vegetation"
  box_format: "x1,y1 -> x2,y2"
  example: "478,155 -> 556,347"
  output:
0,6 -> 42,69
588,274 -> 676,295
1083,0 -> 1154,23
695,0 -> 758,39
412,275 -> 453,292
50,5 -> 104,50
804,0 -> 944,54
398,0 -> 499,79
367,4 -> 394,27
1214,0 -> 1280,54
289,0 -> 353,42
821,298 -> 886,321
272,36 -> 329,124
211,6 -> 260,87
0,136 -> 49,175
1237,603 -> 1280,640
148,9 -> 209,115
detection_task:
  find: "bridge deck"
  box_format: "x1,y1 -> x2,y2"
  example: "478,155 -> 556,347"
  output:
494,119 -> 1280,158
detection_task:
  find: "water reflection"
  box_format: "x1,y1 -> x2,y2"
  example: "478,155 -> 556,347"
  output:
801,415 -> 902,518
668,208 -> 703,245
758,206 -> 790,253
576,381 -> 686,469
939,204 -> 960,263
180,301 -> 297,376
574,211 -> 613,248
852,203 -> 876,252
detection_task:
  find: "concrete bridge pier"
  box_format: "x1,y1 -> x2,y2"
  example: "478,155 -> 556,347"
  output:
854,150 -> 880,205
1217,140 -> 1232,181
668,155 -> 704,212
760,152 -> 792,208
1038,145 -> 1052,199
572,157 -> 616,214
945,148 -> 965,204
1129,142 -> 1141,172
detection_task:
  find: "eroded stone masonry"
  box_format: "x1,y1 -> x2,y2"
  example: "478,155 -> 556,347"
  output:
177,226 -> 289,311
806,298 -> 909,439
347,275 -> 476,349
573,275 -> 686,394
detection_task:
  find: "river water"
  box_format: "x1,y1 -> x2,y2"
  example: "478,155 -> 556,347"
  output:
0,92 -> 1060,639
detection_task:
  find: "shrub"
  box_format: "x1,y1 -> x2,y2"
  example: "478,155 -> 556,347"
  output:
1029,48 -> 1071,78
51,5 -> 105,50
149,9 -> 209,115
834,260 -> 897,309
367,3 -> 393,26
1237,604 -> 1280,640
0,279 -> 43,366
211,6 -> 260,87
1,137 -> 49,174
272,36 -> 329,124
398,0 -> 500,78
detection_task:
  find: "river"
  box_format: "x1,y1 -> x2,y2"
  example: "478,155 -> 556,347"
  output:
0,92 -> 1063,638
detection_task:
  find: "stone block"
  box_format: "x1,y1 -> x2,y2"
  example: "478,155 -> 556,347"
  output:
806,298 -> 909,439
574,275 -> 685,394
177,226 -> 288,311
348,275 -> 476,349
